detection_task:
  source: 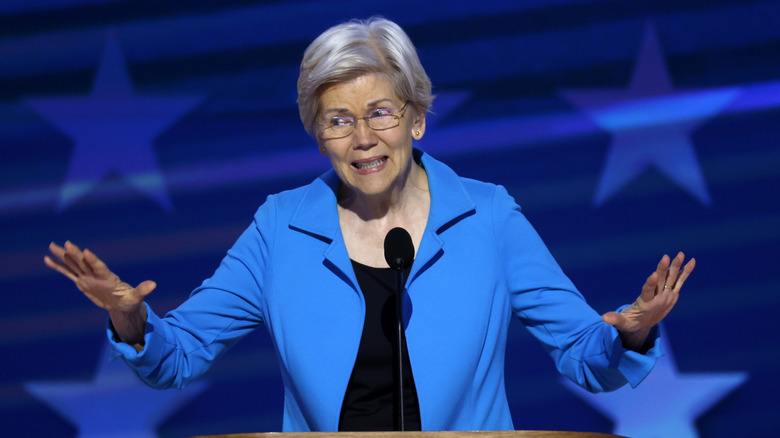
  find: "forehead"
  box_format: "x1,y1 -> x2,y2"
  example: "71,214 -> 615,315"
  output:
318,74 -> 399,113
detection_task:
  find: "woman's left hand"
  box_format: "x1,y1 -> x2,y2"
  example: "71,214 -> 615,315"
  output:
602,252 -> 696,351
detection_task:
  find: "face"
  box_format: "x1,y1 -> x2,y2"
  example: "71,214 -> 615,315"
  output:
316,73 -> 426,199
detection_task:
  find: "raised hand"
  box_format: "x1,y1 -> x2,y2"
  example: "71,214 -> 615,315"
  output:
44,241 -> 155,349
602,252 -> 695,351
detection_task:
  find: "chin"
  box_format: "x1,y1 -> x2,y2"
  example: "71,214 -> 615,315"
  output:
343,172 -> 397,196
353,184 -> 392,197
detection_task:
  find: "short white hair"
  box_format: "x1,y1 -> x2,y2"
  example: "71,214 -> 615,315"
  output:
297,17 -> 434,137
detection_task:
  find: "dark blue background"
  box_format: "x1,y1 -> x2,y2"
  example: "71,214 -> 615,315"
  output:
1,1 -> 778,437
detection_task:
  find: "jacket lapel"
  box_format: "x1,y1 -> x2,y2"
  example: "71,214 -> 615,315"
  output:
288,169 -> 359,293
409,150 -> 476,284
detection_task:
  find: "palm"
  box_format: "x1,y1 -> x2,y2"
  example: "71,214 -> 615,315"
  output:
44,241 -> 154,314
602,252 -> 695,350
76,268 -> 138,312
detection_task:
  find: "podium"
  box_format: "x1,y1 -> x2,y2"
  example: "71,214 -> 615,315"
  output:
190,432 -> 628,438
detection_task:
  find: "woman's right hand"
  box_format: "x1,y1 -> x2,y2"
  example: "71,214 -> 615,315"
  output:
44,241 -> 155,348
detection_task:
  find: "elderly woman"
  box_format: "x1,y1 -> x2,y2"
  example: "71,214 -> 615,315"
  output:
45,17 -> 694,432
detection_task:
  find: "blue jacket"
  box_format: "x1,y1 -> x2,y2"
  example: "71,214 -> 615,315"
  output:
110,150 -> 660,431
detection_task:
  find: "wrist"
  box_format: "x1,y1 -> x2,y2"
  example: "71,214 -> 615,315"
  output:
109,305 -> 147,349
619,327 -> 651,353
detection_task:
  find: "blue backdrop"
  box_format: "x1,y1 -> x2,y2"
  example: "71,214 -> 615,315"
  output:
1,1 -> 778,437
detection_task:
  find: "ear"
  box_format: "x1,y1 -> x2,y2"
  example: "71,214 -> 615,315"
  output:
412,114 -> 426,140
318,143 -> 328,157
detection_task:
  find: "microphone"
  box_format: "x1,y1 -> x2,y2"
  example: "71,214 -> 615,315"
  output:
384,227 -> 414,270
383,227 -> 414,431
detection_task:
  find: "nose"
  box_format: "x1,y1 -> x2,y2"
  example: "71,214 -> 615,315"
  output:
353,118 -> 376,147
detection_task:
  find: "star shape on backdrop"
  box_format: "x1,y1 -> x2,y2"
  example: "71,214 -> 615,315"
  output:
561,327 -> 748,438
25,341 -> 209,438
559,24 -> 741,207
23,30 -> 204,212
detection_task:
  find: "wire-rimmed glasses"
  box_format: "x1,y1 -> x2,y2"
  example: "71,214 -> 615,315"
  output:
317,101 -> 410,140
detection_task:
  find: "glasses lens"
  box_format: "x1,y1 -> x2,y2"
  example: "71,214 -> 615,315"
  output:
320,116 -> 353,139
367,115 -> 397,130
322,127 -> 350,139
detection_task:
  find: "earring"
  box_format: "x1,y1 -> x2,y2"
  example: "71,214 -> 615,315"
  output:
415,130 -> 420,136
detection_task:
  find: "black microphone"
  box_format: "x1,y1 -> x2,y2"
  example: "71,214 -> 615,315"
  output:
383,227 -> 414,431
384,227 -> 414,270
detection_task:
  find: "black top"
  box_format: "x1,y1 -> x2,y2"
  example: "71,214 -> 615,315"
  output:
338,260 -> 421,431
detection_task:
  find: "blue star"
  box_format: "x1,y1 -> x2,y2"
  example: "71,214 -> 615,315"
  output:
25,342 -> 208,438
559,24 -> 740,207
23,30 -> 203,212
561,329 -> 748,438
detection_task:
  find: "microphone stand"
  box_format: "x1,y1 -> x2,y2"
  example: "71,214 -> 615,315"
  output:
393,265 -> 406,432
384,227 -> 414,431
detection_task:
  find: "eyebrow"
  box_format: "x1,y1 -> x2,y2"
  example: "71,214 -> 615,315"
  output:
321,98 -> 395,116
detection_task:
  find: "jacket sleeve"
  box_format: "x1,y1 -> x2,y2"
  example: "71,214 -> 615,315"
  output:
107,195 -> 278,389
493,185 -> 662,392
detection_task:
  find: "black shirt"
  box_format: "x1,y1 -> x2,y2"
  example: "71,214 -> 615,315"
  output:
338,260 -> 421,431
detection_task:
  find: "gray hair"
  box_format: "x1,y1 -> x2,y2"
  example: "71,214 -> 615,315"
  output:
297,17 -> 434,137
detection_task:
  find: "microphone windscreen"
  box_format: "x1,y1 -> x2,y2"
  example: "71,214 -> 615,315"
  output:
384,227 -> 414,270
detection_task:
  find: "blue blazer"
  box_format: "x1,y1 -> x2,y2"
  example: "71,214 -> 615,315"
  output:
111,150 -> 660,431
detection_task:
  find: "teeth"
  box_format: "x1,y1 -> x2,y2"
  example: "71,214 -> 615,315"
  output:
354,157 -> 385,169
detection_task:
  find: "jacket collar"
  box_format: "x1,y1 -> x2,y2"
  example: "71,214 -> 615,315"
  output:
288,168 -> 342,244
416,149 -> 476,235
288,149 -> 475,241
288,149 -> 477,287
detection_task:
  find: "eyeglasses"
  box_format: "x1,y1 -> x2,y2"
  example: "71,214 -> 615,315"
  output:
317,101 -> 410,140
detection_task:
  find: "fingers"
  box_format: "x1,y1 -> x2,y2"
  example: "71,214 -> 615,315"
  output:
602,311 -> 625,328
135,280 -> 157,298
47,241 -> 68,264
643,252 -> 695,301
671,257 -> 696,292
45,241 -> 102,281
653,254 -> 671,295
63,240 -> 89,276
640,271 -> 659,301
654,252 -> 690,291
661,252 -> 695,292
45,242 -> 81,280
49,240 -> 87,277
83,248 -> 108,277
665,252 -> 683,287
44,253 -> 79,282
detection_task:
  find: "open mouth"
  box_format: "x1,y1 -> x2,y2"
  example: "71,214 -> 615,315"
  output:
352,156 -> 388,170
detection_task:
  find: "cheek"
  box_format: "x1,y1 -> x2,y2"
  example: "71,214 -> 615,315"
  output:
387,126 -> 414,147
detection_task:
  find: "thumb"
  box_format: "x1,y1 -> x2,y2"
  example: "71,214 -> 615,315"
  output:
602,311 -> 624,327
135,280 -> 157,298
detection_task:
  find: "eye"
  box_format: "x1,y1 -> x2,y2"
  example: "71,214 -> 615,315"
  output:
369,108 -> 393,118
329,116 -> 354,127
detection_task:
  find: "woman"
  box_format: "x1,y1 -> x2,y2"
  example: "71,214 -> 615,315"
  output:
44,17 -> 694,432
